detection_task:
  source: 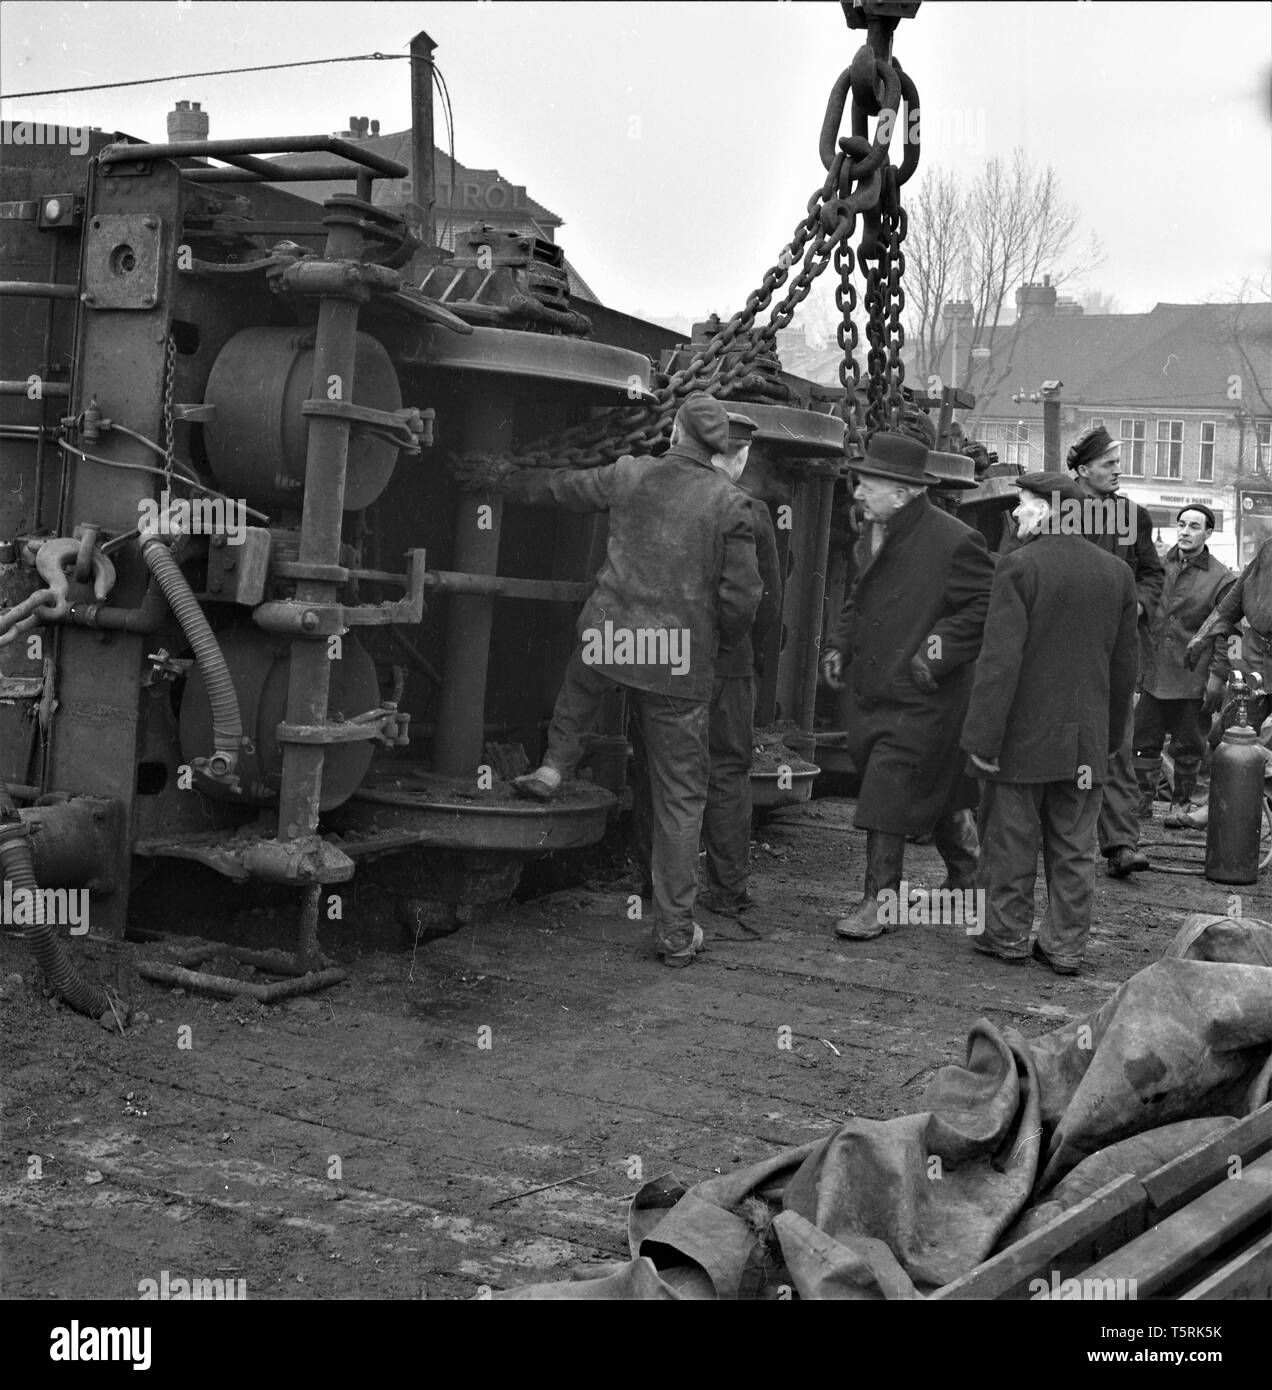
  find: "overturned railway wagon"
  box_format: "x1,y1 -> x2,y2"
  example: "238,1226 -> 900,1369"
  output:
0,78 -> 848,998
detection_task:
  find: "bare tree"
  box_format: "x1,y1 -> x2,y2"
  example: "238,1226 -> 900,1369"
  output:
898,166 -> 964,386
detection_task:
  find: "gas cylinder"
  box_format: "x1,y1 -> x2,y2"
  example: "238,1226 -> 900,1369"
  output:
1205,671 -> 1267,884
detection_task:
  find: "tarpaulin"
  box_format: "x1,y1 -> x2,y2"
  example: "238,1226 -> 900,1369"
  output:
495,914 -> 1272,1299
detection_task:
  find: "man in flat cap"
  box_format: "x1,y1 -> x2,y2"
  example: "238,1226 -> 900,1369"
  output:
963,473 -> 1138,974
631,412 -> 781,918
498,392 -> 763,966
1133,505 -> 1235,825
1066,425 -> 1164,877
821,432 -> 994,940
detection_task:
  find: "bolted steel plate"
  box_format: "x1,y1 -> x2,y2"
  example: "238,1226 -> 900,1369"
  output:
83,213 -> 163,310
397,324 -> 656,400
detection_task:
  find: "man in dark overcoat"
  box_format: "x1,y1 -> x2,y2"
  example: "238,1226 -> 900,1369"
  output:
820,432 -> 995,940
962,472 -> 1138,975
500,392 -> 763,967
1066,426 -> 1165,877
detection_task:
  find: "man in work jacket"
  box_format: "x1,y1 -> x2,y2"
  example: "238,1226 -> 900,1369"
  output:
1066,425 -> 1165,877
962,472 -> 1138,975
1133,505 -> 1235,826
820,431 -> 995,941
500,392 -> 763,967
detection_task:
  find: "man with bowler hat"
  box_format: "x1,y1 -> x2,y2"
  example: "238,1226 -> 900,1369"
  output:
820,431 -> 994,940
962,472 -> 1137,974
498,392 -> 763,967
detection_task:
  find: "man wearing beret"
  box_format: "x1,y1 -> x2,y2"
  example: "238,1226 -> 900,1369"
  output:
962,474 -> 1138,974
1066,425 -> 1165,876
501,392 -> 763,967
820,432 -> 995,940
1133,506 -> 1235,826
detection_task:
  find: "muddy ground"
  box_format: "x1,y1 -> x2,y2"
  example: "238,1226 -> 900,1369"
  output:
1,794 -> 1263,1300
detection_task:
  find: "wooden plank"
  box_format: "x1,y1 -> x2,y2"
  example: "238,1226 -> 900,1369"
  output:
1056,1152 -> 1272,1299
930,1173 -> 1148,1300
1178,1230 -> 1272,1300
1142,1103 -> 1272,1218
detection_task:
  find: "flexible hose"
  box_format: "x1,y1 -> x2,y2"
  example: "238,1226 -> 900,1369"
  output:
140,537 -> 242,784
0,782 -> 111,1019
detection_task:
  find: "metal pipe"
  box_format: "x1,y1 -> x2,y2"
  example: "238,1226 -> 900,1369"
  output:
184,163 -> 390,185
100,134 -> 407,178
0,380 -> 69,397
423,570 -> 592,602
0,281 -> 77,300
67,576 -> 168,632
431,397 -> 511,776
410,30 -> 438,253
275,215 -> 365,841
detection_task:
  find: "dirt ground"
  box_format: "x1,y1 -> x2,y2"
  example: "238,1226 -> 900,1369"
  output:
1,793 -> 1264,1301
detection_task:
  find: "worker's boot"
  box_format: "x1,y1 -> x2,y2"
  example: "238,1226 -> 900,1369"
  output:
834,831 -> 906,940
1164,770 -> 1198,828
932,809 -> 979,891
1133,752 -> 1162,820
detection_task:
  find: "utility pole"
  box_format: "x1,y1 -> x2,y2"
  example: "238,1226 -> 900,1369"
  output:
409,31 -> 438,260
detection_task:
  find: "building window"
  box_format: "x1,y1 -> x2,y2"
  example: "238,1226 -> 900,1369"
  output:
1155,419 -> 1183,479
1119,418 -> 1146,476
1198,421 -> 1215,482
1089,417 -> 1104,430
1258,420 -> 1272,474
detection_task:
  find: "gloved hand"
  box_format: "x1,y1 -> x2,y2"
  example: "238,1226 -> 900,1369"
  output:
1183,638 -> 1206,671
909,652 -> 939,693
968,752 -> 1000,775
820,647 -> 845,691
1202,673 -> 1226,715
445,452 -> 518,491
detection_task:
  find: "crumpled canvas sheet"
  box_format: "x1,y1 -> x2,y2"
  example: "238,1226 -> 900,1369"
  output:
496,914 -> 1272,1299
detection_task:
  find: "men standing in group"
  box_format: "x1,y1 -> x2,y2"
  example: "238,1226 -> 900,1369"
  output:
820,432 -> 994,940
1134,505 -> 1234,826
963,473 -> 1138,975
498,392 -> 763,967
1066,425 -> 1164,876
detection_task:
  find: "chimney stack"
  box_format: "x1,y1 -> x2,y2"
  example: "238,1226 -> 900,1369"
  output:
167,100 -> 209,142
1015,280 -> 1058,327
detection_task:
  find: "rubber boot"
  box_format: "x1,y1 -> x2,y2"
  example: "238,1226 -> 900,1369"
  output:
1164,771 -> 1198,828
835,831 -> 906,940
932,809 -> 979,890
1132,752 -> 1162,820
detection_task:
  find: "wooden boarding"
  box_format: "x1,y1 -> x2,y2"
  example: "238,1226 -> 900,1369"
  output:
1177,1231 -> 1272,1301
934,1103 -> 1272,1301
1057,1152 -> 1272,1300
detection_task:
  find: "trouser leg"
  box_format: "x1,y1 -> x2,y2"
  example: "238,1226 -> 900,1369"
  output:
1036,779 -> 1101,966
976,781 -> 1041,956
702,674 -> 754,903
932,809 -> 979,890
629,710 -> 653,892
1098,700 -> 1140,855
1132,692 -> 1167,811
633,690 -> 710,956
1165,698 -> 1206,802
541,649 -> 615,776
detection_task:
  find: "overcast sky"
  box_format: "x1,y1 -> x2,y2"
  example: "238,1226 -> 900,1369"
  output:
2,1 -> 1269,321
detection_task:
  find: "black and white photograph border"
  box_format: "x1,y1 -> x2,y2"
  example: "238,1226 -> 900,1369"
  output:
1,0 -> 1270,1344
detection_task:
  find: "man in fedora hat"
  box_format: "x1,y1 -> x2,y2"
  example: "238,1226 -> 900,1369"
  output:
820,431 -> 994,940
963,472 -> 1137,974
1066,425 -> 1164,877
499,391 -> 763,967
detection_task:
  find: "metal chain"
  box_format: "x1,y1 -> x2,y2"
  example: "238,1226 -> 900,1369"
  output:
833,239 -> 863,455
883,170 -> 908,431
161,333 -> 177,485
446,36 -> 919,484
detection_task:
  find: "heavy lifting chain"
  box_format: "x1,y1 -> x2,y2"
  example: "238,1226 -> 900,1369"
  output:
448,19 -> 918,487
